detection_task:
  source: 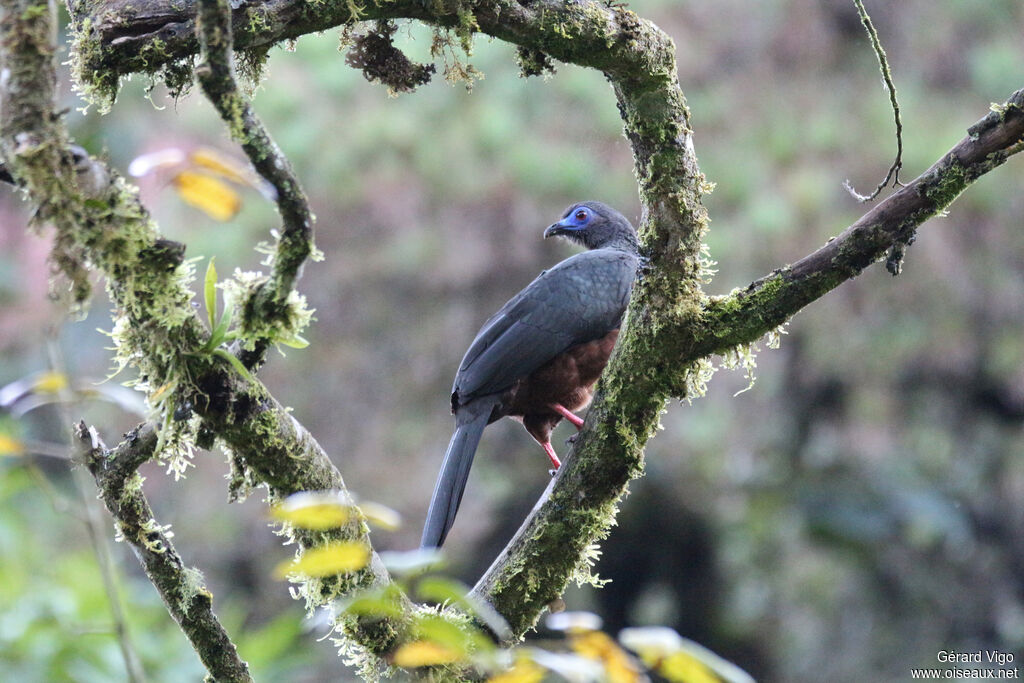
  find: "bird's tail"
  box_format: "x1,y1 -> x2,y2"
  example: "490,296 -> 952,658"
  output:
420,409 -> 490,548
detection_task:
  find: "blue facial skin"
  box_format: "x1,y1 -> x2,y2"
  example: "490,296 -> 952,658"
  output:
557,206 -> 592,231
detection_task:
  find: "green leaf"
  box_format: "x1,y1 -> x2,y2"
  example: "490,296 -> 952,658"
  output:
416,576 -> 470,605
204,257 -> 217,329
212,348 -> 255,383
207,302 -> 234,350
277,333 -> 310,349
338,584 -> 406,619
412,613 -> 494,655
417,577 -> 510,641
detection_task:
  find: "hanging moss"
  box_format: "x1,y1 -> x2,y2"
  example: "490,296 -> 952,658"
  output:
345,20 -> 436,95
515,46 -> 556,78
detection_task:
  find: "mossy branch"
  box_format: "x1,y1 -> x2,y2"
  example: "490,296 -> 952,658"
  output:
195,0 -> 317,368
694,87 -> 1024,360
78,423 -> 254,682
2,0 -> 415,673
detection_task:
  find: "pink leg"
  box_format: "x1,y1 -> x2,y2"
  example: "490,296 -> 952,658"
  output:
541,441 -> 562,470
550,403 -> 584,429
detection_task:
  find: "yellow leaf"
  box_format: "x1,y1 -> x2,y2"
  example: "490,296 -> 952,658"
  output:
33,371 -> 68,394
273,541 -> 369,579
150,381 -> 176,405
358,501 -> 402,530
392,640 -> 463,668
191,148 -> 276,199
659,651 -> 721,683
172,171 -> 241,221
487,657 -> 545,683
190,148 -> 254,187
569,631 -> 642,683
0,433 -> 25,456
619,627 -> 753,683
271,491 -> 352,530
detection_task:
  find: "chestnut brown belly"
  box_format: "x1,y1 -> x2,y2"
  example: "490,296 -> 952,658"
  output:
502,328 -> 619,421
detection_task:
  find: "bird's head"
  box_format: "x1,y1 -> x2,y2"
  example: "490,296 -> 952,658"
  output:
543,201 -> 638,252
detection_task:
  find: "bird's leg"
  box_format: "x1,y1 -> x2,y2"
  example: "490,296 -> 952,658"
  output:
549,403 -> 584,429
542,441 -> 562,471
524,415 -> 563,471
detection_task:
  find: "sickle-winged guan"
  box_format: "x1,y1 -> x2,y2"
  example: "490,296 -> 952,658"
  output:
420,201 -> 640,548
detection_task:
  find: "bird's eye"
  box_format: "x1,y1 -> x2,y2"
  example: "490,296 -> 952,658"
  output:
574,209 -> 588,222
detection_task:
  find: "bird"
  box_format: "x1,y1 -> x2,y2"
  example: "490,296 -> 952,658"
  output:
421,201 -> 640,549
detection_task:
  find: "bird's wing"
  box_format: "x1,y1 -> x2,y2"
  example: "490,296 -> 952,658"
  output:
453,249 -> 638,404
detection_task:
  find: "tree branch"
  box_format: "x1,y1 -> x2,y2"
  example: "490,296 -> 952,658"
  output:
696,87 -> 1024,360
195,0 -> 316,368
78,423 -> 254,682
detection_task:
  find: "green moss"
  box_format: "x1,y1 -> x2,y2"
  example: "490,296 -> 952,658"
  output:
20,2 -> 47,21
137,37 -> 170,68
245,5 -> 271,34
514,46 -> 556,78
922,157 -> 969,208
219,269 -> 316,351
161,58 -> 196,100
68,18 -> 120,113
454,4 -> 477,54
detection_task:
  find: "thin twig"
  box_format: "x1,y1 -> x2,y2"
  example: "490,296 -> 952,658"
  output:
194,0 -> 316,368
79,422 -> 254,682
844,0 -> 904,202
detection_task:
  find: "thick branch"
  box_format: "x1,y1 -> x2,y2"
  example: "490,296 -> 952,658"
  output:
695,87 -> 1024,361
79,423 -> 253,682
74,0 -> 663,83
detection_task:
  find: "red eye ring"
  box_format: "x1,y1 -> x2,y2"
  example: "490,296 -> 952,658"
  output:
575,210 -> 587,221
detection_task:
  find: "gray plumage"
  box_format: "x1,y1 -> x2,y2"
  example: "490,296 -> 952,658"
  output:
421,201 -> 640,548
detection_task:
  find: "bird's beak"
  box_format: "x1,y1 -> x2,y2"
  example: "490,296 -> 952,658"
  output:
543,219 -> 570,239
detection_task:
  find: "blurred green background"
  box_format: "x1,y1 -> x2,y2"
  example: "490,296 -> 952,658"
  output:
2,0 -> 1024,680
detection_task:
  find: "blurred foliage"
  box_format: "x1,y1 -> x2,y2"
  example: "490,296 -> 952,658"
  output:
0,465 -> 311,681
2,0 -> 1024,680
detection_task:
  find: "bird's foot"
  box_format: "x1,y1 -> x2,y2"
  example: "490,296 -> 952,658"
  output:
550,403 -> 584,430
